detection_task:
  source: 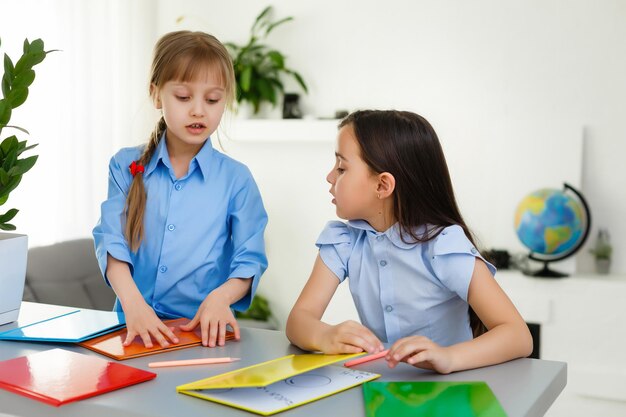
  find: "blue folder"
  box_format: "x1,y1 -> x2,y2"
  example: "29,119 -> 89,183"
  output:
0,309 -> 126,343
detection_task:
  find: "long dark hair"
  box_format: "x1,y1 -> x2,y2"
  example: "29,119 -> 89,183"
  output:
339,110 -> 487,337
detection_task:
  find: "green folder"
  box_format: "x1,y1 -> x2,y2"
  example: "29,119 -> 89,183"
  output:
362,381 -> 507,417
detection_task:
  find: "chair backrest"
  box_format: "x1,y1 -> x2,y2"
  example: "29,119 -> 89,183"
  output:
24,239 -> 116,311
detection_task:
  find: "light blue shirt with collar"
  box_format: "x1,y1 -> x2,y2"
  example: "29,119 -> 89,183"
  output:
316,220 -> 496,346
93,136 -> 268,319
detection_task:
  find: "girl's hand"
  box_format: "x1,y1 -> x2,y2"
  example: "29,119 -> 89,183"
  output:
122,300 -> 179,348
319,320 -> 385,354
179,292 -> 241,347
386,336 -> 454,374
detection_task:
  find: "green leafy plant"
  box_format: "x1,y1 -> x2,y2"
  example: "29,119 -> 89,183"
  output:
235,293 -> 272,322
225,6 -> 308,114
0,38 -> 51,231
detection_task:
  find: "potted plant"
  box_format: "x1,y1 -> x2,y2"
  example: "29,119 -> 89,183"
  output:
235,293 -> 277,329
0,37 -> 51,325
225,5 -> 308,117
589,228 -> 612,275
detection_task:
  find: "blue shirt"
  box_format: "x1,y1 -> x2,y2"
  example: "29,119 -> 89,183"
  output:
93,137 -> 268,319
316,220 -> 496,346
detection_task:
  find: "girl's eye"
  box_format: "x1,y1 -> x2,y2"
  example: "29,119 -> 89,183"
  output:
176,96 -> 190,101
336,167 -> 345,174
207,98 -> 220,104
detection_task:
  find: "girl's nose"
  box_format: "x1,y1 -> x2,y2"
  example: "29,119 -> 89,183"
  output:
191,99 -> 204,117
326,169 -> 335,184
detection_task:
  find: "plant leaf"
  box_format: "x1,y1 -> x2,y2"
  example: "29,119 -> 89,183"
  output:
1,136 -> 18,156
251,6 -> 272,36
0,194 -> 7,206
0,208 -> 18,223
0,222 -> 17,231
291,71 -> 308,93
4,125 -> 30,135
12,69 -> 35,89
7,87 -> 28,108
16,142 -> 38,156
0,168 -> 8,185
240,66 -> 252,92
12,155 -> 38,175
265,17 -> 293,36
0,100 -> 10,125
0,174 -> 22,199
267,51 -> 285,69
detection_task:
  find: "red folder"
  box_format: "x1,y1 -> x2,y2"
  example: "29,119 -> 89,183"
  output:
0,348 -> 156,406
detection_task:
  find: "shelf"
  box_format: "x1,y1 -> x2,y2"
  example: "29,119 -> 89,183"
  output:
221,119 -> 340,142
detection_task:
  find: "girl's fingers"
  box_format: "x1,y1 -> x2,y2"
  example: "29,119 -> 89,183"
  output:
138,330 -> 153,348
230,318 -> 241,341
340,343 -> 366,354
341,333 -> 372,353
123,330 -> 137,346
200,319 -> 210,346
407,350 -> 431,366
150,328 -> 170,348
208,320 -> 219,347
179,316 -> 199,331
217,321 -> 226,346
158,322 -> 179,344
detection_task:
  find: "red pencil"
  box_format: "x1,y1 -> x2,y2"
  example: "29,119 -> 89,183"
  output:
344,349 -> 389,367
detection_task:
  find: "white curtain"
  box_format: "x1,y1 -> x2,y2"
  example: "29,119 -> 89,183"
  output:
0,0 -> 156,247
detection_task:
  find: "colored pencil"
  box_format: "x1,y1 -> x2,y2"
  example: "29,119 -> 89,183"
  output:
344,349 -> 389,367
148,357 -> 240,368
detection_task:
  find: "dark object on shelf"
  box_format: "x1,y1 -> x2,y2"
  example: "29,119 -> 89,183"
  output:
485,249 -> 510,269
282,93 -> 302,119
334,110 -> 349,119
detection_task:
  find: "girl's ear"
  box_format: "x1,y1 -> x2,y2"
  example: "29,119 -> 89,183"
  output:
150,84 -> 162,109
377,172 -> 396,198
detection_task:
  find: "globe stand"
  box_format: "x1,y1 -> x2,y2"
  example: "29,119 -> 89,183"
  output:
528,262 -> 569,278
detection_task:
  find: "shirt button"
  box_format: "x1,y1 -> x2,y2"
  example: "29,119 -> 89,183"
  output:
376,235 -> 384,242
380,260 -> 387,267
442,230 -> 448,235
385,305 -> 393,312
471,247 -> 477,254
175,183 -> 182,191
155,303 -> 162,310
167,224 -> 175,231
159,265 -> 167,273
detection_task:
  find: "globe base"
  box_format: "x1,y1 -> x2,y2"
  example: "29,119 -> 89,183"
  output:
526,262 -> 569,278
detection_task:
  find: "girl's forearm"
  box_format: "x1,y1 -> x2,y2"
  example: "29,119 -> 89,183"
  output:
447,322 -> 533,372
105,254 -> 144,309
209,277 -> 253,305
286,308 -> 331,351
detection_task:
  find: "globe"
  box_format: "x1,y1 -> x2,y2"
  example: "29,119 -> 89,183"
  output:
514,183 -> 591,277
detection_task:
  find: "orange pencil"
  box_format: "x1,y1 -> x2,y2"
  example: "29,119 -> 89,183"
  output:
148,357 -> 240,368
344,349 -> 389,367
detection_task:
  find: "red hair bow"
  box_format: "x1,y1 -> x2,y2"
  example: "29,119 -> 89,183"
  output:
129,161 -> 145,177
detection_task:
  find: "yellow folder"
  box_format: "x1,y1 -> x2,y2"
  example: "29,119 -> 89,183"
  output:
177,353 -> 380,415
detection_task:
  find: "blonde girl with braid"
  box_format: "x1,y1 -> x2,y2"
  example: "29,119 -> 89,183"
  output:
93,31 -> 268,349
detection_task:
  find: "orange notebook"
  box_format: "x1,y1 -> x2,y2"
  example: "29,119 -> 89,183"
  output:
78,317 -> 235,360
0,348 -> 156,406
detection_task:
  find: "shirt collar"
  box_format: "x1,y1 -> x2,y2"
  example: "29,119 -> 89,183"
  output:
347,220 -> 422,249
144,133 -> 214,181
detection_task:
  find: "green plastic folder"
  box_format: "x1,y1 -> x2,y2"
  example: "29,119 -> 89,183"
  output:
362,381 -> 507,417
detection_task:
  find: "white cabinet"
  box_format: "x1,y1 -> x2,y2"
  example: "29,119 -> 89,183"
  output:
495,270 -> 626,416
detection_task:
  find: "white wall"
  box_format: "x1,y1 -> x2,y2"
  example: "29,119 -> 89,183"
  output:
150,0 -> 626,326
2,1 -> 625,322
